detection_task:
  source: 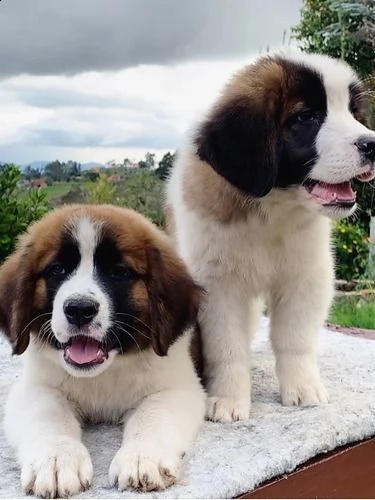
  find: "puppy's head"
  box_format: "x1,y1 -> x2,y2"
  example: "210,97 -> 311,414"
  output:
195,52 -> 375,218
0,205 -> 202,377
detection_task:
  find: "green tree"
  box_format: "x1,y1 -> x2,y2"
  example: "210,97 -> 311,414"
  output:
23,165 -> 42,181
83,170 -> 100,182
145,152 -> 156,168
139,152 -> 156,169
292,0 -> 375,78
138,160 -> 148,169
123,158 -> 132,168
44,160 -> 65,182
155,151 -> 176,180
65,161 -> 81,180
0,164 -> 49,262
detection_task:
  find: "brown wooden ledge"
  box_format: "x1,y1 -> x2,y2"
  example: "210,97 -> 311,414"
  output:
239,438 -> 375,499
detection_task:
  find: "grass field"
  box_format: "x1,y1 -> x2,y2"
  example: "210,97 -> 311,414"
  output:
43,182 -> 74,199
329,295 -> 375,329
18,181 -> 90,204
44,181 -> 91,200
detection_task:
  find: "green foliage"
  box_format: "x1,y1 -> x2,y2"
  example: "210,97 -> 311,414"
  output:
155,151 -> 176,180
87,174 -> 116,204
86,170 -> 164,226
44,160 -> 82,183
23,165 -> 42,181
117,169 -> 165,226
329,295 -> 375,329
292,0 -> 375,78
353,179 -> 375,229
145,152 -> 156,168
138,160 -> 149,169
333,219 -> 370,280
0,164 -> 49,262
83,170 -> 100,182
138,152 -> 156,169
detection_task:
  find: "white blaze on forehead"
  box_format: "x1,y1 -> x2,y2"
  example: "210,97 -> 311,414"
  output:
70,217 -> 102,271
51,216 -> 111,345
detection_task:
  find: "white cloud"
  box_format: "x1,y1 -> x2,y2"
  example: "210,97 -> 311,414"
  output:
0,57 -> 256,164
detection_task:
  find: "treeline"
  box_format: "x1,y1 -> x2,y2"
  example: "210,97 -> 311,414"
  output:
22,151 -> 176,184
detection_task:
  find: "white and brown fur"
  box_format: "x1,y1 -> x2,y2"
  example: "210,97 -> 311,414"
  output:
166,52 -> 375,423
0,204 -> 205,498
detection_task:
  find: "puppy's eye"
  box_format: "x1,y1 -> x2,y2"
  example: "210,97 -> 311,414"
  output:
109,264 -> 135,279
49,263 -> 66,276
296,109 -> 318,122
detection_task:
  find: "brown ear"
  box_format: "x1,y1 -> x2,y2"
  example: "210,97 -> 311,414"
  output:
147,247 -> 203,356
0,238 -> 34,355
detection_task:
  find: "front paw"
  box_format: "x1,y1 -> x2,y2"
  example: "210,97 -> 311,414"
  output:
109,445 -> 182,492
21,438 -> 93,498
206,396 -> 250,423
278,358 -> 329,406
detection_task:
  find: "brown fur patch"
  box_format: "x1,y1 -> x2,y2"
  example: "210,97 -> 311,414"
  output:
182,154 -> 260,223
33,279 -> 47,310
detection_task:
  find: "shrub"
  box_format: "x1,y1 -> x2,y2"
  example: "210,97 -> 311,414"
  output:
86,170 -> 165,227
117,169 -> 165,227
87,174 -> 116,204
0,164 -> 49,262
333,219 -> 370,281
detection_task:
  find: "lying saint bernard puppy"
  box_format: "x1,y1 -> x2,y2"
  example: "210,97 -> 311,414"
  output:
0,204 -> 205,498
166,52 -> 375,423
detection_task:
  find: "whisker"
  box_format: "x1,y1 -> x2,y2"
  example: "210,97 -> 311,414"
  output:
111,324 -> 152,368
113,324 -> 142,353
113,320 -> 151,341
17,312 -> 52,340
115,312 -> 156,335
108,328 -> 124,355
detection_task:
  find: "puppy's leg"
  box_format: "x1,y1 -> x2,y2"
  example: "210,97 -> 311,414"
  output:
201,280 -> 253,423
4,382 -> 92,498
109,387 -> 205,492
270,251 -> 334,406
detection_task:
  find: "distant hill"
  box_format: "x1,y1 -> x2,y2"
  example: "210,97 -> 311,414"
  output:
81,162 -> 105,171
18,161 -> 105,172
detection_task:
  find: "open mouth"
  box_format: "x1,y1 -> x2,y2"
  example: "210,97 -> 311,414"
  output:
305,169 -> 374,208
304,180 -> 356,207
63,335 -> 109,368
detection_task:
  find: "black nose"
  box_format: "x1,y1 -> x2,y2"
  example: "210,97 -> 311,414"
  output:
63,298 -> 99,327
355,137 -> 375,163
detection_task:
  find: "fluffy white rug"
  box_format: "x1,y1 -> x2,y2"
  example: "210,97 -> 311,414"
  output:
1,317 -> 375,499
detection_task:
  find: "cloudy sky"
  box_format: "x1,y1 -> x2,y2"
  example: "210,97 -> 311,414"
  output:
0,0 -> 302,165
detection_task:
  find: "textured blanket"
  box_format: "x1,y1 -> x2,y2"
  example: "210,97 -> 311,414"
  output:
1,317 -> 375,499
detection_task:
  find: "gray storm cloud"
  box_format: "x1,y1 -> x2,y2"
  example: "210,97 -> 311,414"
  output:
0,0 -> 301,78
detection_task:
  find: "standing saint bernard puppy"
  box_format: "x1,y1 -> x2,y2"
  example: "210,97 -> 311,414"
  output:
0,204 -> 205,498
166,52 -> 375,423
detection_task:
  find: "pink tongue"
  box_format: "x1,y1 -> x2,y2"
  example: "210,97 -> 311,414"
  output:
65,337 -> 103,365
310,182 -> 355,204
